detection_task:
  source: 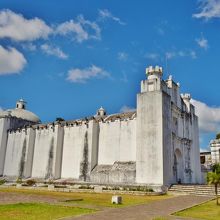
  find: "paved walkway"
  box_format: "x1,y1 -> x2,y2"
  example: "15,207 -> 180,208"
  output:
65,195 -> 213,220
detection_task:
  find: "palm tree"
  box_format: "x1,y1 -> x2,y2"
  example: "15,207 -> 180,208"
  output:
207,163 -> 220,205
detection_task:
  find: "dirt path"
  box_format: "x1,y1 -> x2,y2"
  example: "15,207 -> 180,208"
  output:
64,195 -> 212,220
0,191 -> 213,219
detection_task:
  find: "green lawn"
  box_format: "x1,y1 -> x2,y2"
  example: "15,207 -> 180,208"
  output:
0,203 -> 94,220
174,200 -> 220,220
0,188 -> 171,208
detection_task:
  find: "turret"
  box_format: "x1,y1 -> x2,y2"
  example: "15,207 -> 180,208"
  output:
146,65 -> 163,80
141,65 -> 163,93
96,107 -> 106,117
16,99 -> 26,110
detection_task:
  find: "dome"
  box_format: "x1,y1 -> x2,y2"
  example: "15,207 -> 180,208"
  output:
0,99 -> 40,123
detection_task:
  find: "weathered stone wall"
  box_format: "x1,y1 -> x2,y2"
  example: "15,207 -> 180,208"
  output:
61,120 -> 97,180
90,161 -> 136,184
0,118 -> 10,176
3,127 -> 35,178
136,89 -> 163,185
32,124 -> 63,179
0,117 -> 35,176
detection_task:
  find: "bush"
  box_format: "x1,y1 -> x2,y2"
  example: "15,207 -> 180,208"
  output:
26,179 -> 36,186
78,185 -> 94,189
16,178 -> 22,184
0,179 -> 6,185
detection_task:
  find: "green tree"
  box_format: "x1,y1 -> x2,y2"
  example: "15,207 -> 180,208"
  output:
216,133 -> 220,139
207,163 -> 220,205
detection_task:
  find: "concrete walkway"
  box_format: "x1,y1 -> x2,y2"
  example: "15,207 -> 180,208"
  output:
65,195 -> 213,220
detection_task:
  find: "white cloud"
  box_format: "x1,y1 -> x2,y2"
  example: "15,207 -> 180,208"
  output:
193,0 -> 220,19
120,105 -> 136,113
145,53 -> 160,61
98,9 -> 126,25
196,36 -> 209,49
190,50 -> 197,59
118,52 -> 128,61
166,50 -> 197,60
191,99 -> 220,133
0,107 -> 2,111
56,15 -> 101,43
0,45 -> 27,75
166,52 -> 176,59
67,65 -> 110,83
22,43 -> 37,51
0,9 -> 52,41
40,44 -> 68,59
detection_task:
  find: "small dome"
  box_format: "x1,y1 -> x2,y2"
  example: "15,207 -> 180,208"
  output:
0,99 -> 40,123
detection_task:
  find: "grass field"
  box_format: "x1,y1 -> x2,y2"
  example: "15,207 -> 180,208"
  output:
0,203 -> 94,220
174,200 -> 220,220
0,187 -> 171,219
0,188 -> 171,208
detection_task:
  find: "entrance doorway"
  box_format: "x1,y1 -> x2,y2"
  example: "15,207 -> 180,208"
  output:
174,148 -> 184,183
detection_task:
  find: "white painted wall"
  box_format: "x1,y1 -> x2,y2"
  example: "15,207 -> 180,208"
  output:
4,129 -> 26,177
136,88 -> 163,185
61,122 -> 92,179
32,125 -> 62,179
98,119 -> 136,165
0,118 -> 10,175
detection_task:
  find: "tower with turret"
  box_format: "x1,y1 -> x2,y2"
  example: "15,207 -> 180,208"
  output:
136,65 -> 201,189
136,66 -> 172,189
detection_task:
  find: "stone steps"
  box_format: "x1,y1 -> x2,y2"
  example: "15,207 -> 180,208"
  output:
168,184 -> 219,196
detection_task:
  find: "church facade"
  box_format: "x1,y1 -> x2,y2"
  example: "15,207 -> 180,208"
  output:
0,65 -> 202,191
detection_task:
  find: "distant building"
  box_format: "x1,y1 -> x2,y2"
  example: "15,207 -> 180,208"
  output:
0,65 -> 202,191
210,138 -> 220,164
200,151 -> 212,171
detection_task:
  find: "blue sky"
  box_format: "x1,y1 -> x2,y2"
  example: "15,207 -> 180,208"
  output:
0,0 -> 220,150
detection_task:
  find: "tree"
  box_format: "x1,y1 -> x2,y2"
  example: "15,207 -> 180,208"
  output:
207,163 -> 220,205
216,133 -> 220,139
55,117 -> 65,122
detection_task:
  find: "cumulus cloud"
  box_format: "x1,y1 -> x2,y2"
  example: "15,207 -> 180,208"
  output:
66,65 -> 110,83
0,45 -> 27,75
0,9 -> 52,41
120,105 -> 136,113
98,9 -> 126,25
193,0 -> 220,19
40,44 -> 68,59
196,36 -> 209,49
118,52 -> 128,61
56,15 -> 101,43
191,99 -> 220,133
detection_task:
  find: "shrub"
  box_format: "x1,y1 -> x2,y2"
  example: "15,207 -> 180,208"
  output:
16,178 -> 22,184
0,179 -> 6,185
26,179 -> 36,186
79,185 -> 94,189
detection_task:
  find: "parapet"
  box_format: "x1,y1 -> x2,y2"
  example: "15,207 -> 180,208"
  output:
146,65 -> 163,80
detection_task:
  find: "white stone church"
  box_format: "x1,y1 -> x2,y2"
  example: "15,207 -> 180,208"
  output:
0,65 -> 202,190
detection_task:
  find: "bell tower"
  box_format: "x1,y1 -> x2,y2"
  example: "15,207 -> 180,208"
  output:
136,65 -> 172,190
